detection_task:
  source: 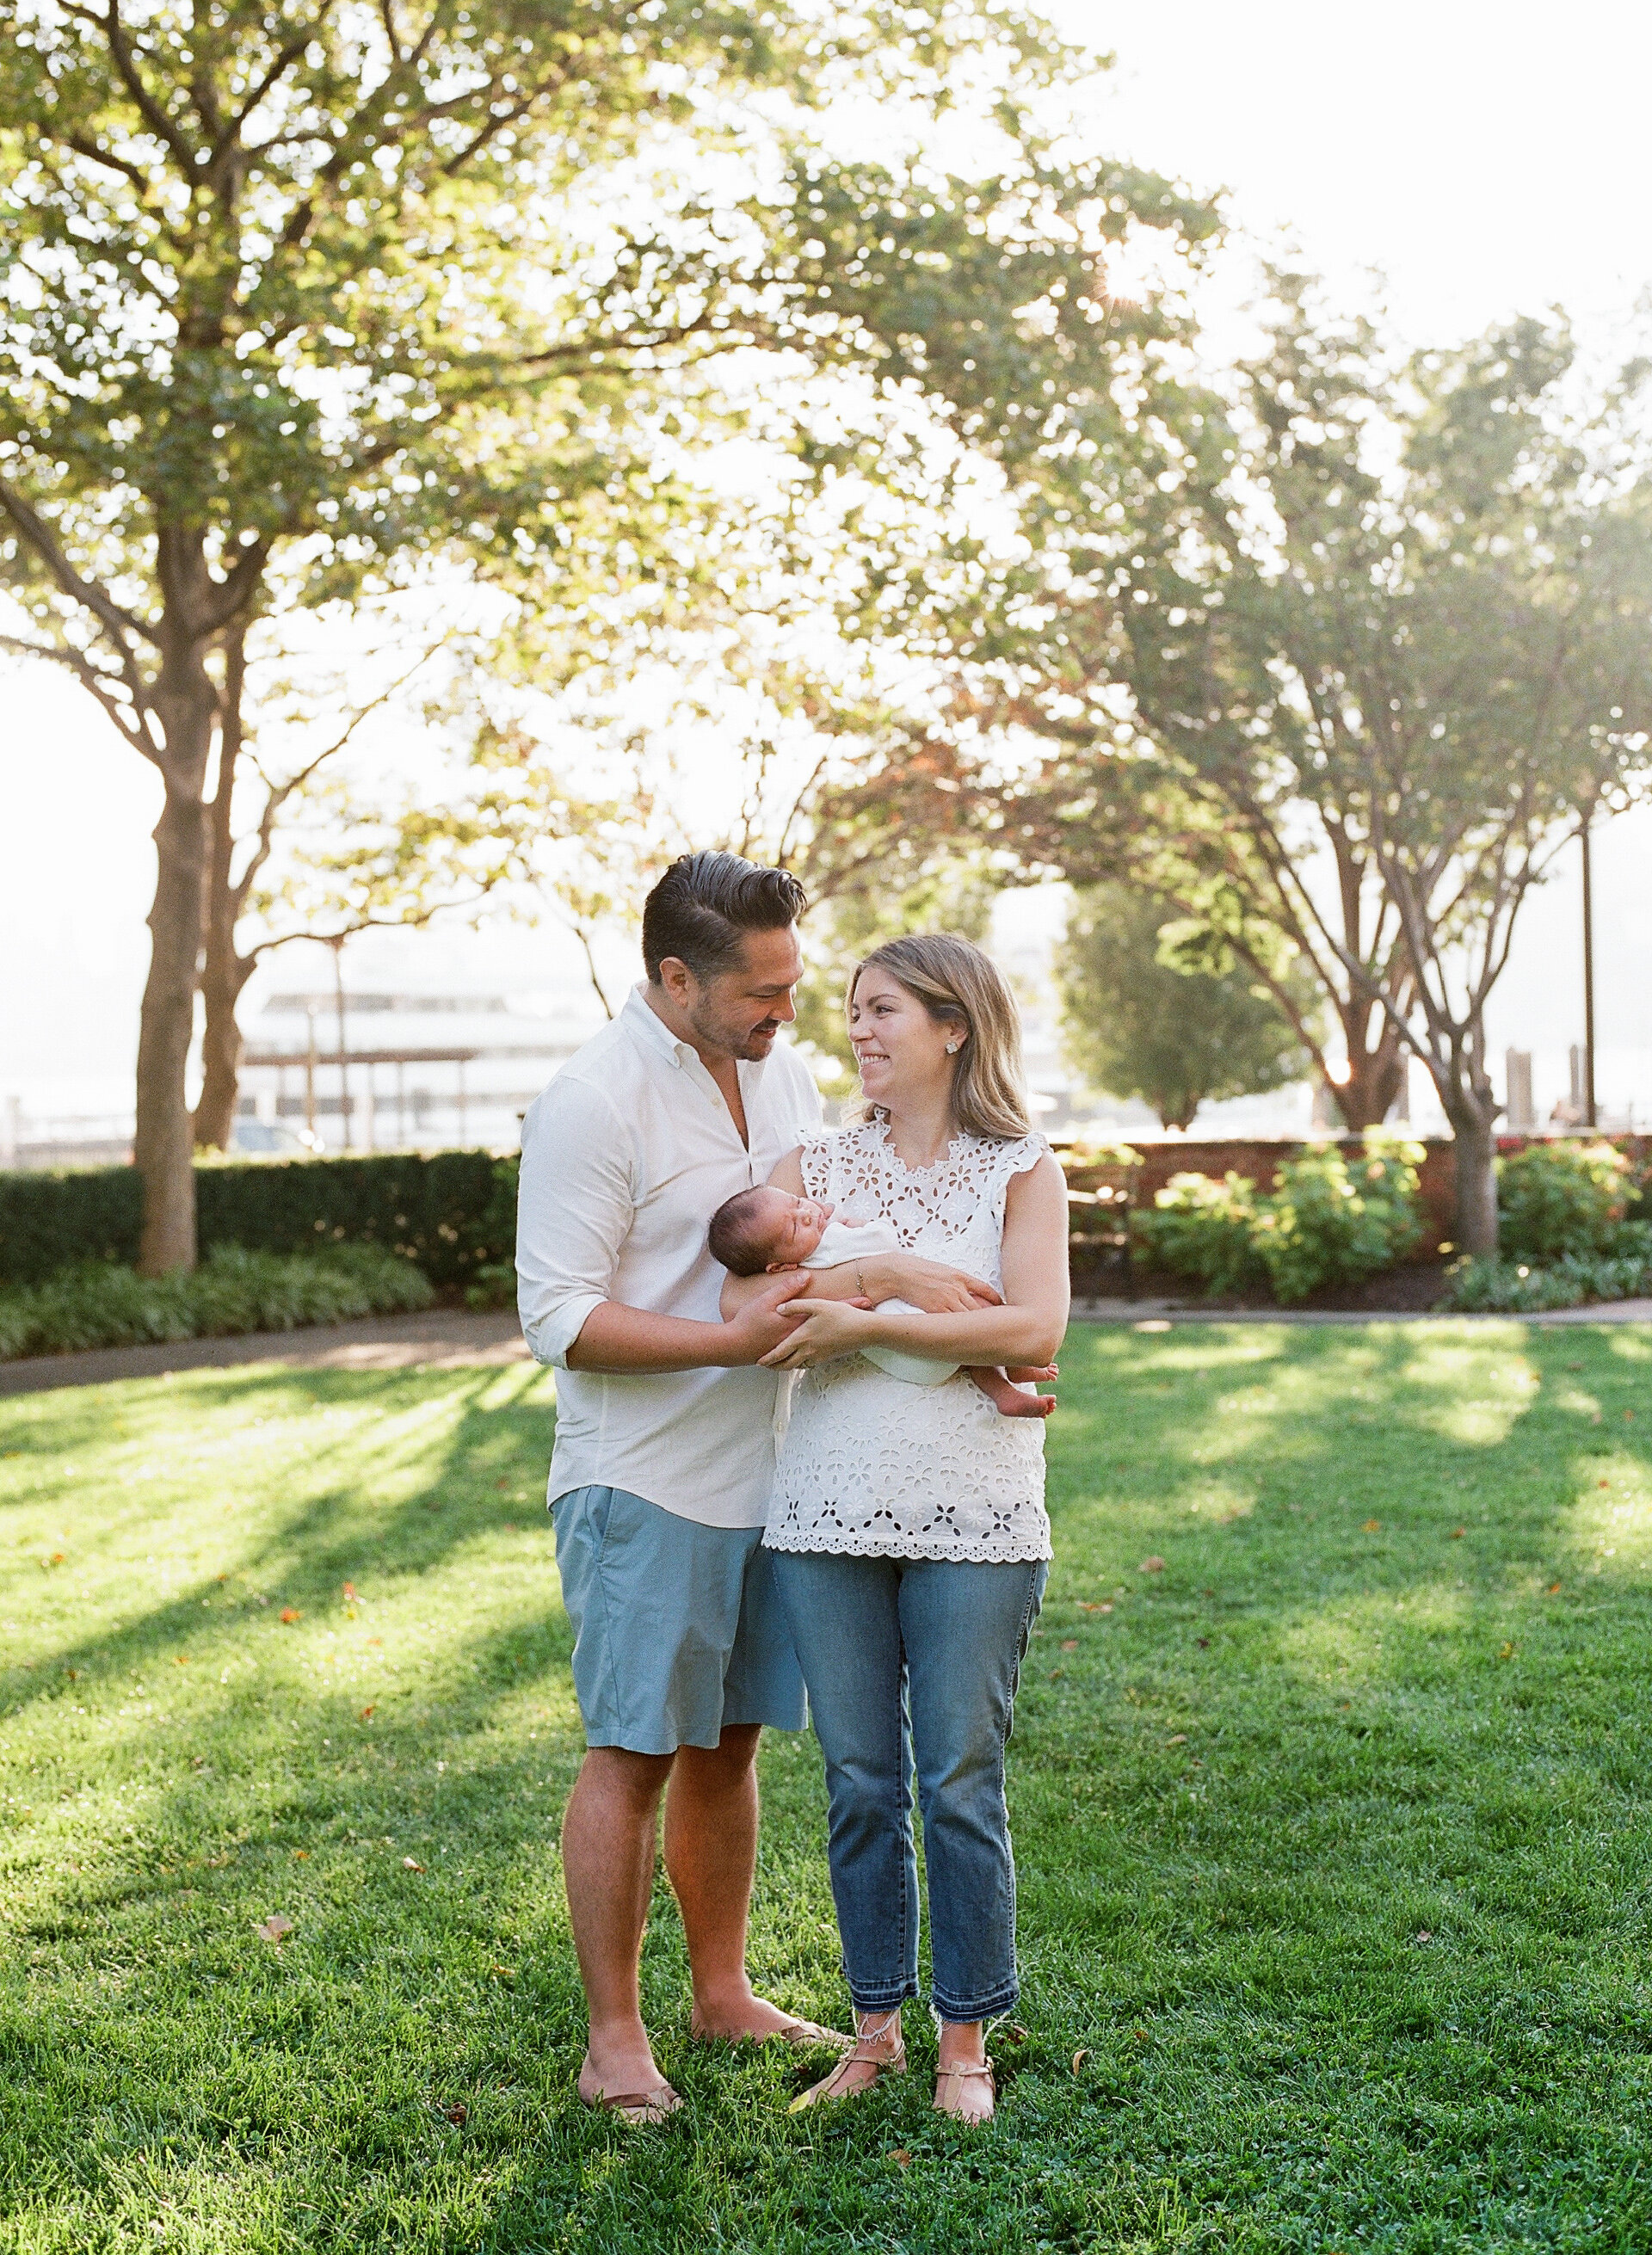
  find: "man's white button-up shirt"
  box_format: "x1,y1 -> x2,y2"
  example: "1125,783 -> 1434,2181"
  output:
516,983 -> 823,1527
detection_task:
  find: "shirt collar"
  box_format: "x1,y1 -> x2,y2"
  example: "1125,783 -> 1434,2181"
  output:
622,983 -> 693,1068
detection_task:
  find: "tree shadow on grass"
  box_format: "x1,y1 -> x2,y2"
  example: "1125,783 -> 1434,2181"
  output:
2,1362 -> 562,1710
10,1329 -> 1652,2248
0,1360 -> 861,2247
1009,1322 -> 1652,2222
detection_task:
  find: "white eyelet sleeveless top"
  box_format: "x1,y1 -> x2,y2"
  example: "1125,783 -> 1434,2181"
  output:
763,1121 -> 1052,1563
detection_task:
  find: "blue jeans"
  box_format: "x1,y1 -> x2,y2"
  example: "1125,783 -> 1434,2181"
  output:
768,1549 -> 1047,2024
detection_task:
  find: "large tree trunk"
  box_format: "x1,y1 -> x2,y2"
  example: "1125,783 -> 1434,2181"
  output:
194,952 -> 252,1153
135,761 -> 213,1272
134,563 -> 223,1274
1335,1020 -> 1407,1131
194,634 -> 249,1153
1444,1094 -> 1500,1255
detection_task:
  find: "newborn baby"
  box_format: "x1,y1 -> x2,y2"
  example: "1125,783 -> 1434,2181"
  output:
709,1185 -> 1053,1420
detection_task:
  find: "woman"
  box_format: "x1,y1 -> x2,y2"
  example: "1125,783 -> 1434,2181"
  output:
756,935 -> 1069,2124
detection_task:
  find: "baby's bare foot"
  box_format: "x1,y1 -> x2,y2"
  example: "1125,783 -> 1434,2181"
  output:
999,1389 -> 1055,1420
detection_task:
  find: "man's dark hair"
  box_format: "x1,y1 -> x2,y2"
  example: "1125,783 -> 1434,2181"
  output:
707,1187 -> 779,1277
641,851 -> 807,984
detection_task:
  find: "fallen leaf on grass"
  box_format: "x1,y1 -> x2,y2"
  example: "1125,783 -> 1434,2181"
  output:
291,1850 -> 310,1860
1415,1930 -> 1433,1944
1166,1734 -> 1188,1747
443,2102 -> 468,2126
47,1552 -> 65,1567
342,1582 -> 358,1600
1196,1636 -> 1211,1649
1600,1479 -> 1610,1489
280,1608 -> 302,1625
1137,1556 -> 1165,1574
256,1913 -> 293,1944
1078,1600 -> 1113,1614
403,1857 -> 425,1872
1362,1519 -> 1382,1533
491,1966 -> 515,1980
888,2149 -> 913,2169
1450,1528 -> 1465,1539
174,1655 -> 189,1666
1132,2028 -> 1150,2042
1060,1638 -> 1078,1652
359,1705 -> 376,1722
1048,1667 -> 1065,1680
1547,1581 -> 1563,1595
1072,2049 -> 1088,2075
1498,1642 -> 1516,1660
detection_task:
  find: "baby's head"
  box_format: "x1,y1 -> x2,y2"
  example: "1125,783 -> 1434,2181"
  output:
708,1186 -> 835,1276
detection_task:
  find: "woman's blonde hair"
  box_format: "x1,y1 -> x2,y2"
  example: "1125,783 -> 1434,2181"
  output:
848,933 -> 1032,1141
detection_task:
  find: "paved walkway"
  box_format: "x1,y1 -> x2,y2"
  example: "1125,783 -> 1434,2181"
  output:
0,1309 -> 534,1398
1074,1297 -> 1652,1328
4,1298 -> 1652,1398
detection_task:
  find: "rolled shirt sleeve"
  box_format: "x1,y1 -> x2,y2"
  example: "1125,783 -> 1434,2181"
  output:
516,1074 -> 633,1370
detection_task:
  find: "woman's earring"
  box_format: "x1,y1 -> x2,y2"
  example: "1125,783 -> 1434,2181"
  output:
946,1042 -> 959,1054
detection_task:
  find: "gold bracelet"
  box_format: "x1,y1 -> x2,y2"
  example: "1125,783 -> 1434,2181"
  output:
856,1264 -> 866,1298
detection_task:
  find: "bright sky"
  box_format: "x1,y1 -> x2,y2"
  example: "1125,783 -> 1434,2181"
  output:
5,1 -> 1651,1118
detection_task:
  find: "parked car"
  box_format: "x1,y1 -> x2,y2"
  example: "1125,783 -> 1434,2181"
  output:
229,1119 -> 323,1157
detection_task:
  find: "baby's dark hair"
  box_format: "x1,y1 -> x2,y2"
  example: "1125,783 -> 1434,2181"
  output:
708,1187 -> 781,1277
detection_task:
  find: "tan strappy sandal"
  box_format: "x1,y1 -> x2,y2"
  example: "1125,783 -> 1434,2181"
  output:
787,2008 -> 906,2112
933,2057 -> 996,2123
578,2061 -> 683,2127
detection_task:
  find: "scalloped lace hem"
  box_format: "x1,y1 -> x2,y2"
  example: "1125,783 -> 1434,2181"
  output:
762,1531 -> 1052,1563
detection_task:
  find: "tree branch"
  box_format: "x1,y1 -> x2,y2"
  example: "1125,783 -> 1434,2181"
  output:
0,632 -> 155,754
60,0 -> 199,171
60,132 -> 154,190
0,479 -> 156,650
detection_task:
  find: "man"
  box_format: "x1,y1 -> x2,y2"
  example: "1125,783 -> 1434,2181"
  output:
516,850 -> 839,2122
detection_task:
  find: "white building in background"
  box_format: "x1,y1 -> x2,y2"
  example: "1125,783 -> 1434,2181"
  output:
236,980 -> 607,1154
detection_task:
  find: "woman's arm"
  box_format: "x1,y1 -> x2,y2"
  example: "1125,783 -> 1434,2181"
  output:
758,1151 -> 1069,1371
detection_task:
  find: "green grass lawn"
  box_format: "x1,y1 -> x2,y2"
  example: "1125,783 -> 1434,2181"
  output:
4,1322 -> 1652,2253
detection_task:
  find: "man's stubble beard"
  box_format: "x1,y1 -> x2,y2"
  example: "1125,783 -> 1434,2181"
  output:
688,996 -> 780,1063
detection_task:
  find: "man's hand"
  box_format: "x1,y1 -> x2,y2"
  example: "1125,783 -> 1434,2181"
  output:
718,1274 -> 814,1367
758,1298 -> 874,1371
861,1254 -> 1002,1314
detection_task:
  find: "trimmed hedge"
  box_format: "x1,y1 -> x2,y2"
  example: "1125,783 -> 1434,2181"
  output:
0,1166 -> 145,1285
0,1243 -> 435,1361
0,1150 -> 518,1289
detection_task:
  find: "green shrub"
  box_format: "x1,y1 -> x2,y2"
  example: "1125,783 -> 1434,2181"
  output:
1439,1236 -> 1652,1315
0,1244 -> 435,1362
1131,1134 -> 1426,1304
1252,1137 -> 1426,1305
0,1149 -> 518,1288
464,1262 -> 518,1312
1496,1141 -> 1629,1263
1132,1172 -> 1265,1297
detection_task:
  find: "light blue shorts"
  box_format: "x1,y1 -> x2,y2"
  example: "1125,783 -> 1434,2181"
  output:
552,1485 -> 808,1755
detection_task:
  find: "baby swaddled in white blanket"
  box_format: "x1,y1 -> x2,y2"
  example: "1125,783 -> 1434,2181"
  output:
708,1185 -> 1052,1420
